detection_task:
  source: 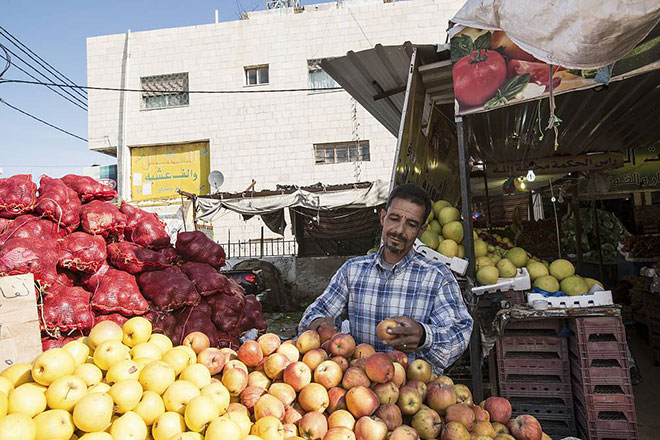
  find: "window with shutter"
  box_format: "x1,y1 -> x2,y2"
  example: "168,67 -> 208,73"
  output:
140,73 -> 189,110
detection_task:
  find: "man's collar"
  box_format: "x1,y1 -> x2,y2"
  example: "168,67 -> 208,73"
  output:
374,246 -> 417,271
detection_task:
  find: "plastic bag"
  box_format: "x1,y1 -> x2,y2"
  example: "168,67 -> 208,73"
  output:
137,266 -> 199,311
120,202 -> 171,249
175,231 -> 226,268
62,174 -> 117,202
80,200 -> 127,238
35,176 -> 81,233
107,241 -> 171,274
0,174 -> 37,218
58,232 -> 107,273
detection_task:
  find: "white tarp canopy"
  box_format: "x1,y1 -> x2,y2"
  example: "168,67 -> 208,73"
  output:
195,180 -> 390,222
450,0 -> 660,69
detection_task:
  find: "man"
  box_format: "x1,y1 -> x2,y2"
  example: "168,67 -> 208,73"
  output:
298,183 -> 473,372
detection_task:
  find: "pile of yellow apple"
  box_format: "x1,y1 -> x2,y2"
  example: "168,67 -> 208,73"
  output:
0,319 -> 552,440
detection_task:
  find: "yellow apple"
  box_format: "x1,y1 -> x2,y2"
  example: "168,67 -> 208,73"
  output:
248,371 -> 272,389
63,339 -> 90,366
122,316 -> 153,347
87,382 -> 111,394
224,359 -> 249,373
32,348 -> 76,386
168,433 -> 204,440
92,340 -> 130,371
139,360 -> 176,395
73,392 -> 113,432
251,415 -> 284,440
201,382 -> 231,415
109,379 -> 143,413
162,380 -> 200,414
133,357 -> 157,370
162,348 -> 193,375
152,411 -> 186,440
78,432 -> 113,440
74,363 -> 103,387
134,390 -> 165,425
177,345 -> 197,364
88,320 -> 123,349
110,410 -> 148,439
206,417 -> 243,440
8,382 -> 47,417
149,333 -> 173,355
0,413 -> 37,440
184,395 -> 220,432
0,376 -> 14,396
0,363 -> 33,386
46,374 -> 87,411
180,363 -> 212,389
130,342 -> 162,361
0,391 -> 7,417
223,408 -> 253,438
34,409 -> 74,440
277,343 -> 300,363
106,359 -> 140,383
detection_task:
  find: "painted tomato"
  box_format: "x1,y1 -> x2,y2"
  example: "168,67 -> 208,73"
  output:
507,60 -> 561,89
453,49 -> 507,107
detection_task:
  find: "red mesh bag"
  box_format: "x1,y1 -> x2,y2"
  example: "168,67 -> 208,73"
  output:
137,266 -> 199,311
237,295 -> 268,334
41,335 -> 78,351
35,176 -> 82,233
107,242 -> 171,274
58,232 -> 107,274
206,289 -> 246,336
216,333 -> 241,350
61,174 -> 117,202
80,200 -> 127,238
80,263 -> 110,291
0,174 -> 37,218
90,268 -> 149,316
55,268 -> 79,287
120,202 -> 170,249
180,262 -> 229,297
94,313 -> 129,327
0,237 -> 59,288
148,309 -> 177,337
0,215 -> 66,247
169,300 -> 220,346
41,285 -> 94,333
176,231 -> 226,268
0,218 -> 11,234
159,246 -> 184,265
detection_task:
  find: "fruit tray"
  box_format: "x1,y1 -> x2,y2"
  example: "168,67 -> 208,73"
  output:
471,267 -> 531,295
527,290 -> 613,309
413,240 -> 469,276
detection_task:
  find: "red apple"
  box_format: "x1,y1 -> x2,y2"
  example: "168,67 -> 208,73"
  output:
237,340 -> 264,367
318,324 -> 339,344
445,404 -> 475,431
406,379 -> 427,401
303,349 -> 329,371
284,404 -> 305,425
297,330 -> 322,355
354,416 -> 387,440
321,340 -> 332,352
372,381 -> 399,405
411,407 -> 443,440
472,421 -> 496,437
331,356 -> 349,372
248,370 -> 271,389
452,384 -> 473,405
240,385 -> 267,410
406,359 -> 432,383
283,361 -> 312,392
328,333 -> 356,358
314,360 -> 343,389
376,319 -> 398,341
328,410 -> 355,430
426,384 -> 457,415
392,362 -> 406,387
183,331 -> 210,354
298,383 -> 330,413
439,421 -> 470,440
353,344 -> 376,360
254,393 -> 286,421
375,404 -> 402,431
473,405 -> 490,423
327,387 -> 348,413
342,367 -> 370,390
197,347 -> 227,375
508,415 -> 542,440
387,351 -> 408,369
349,357 -> 368,372
299,411 -> 328,440
390,425 -> 419,440
264,353 -> 291,380
258,333 -> 282,356
270,382 -> 297,407
324,426 -> 356,440
483,396 -> 512,424
364,353 -> 394,384
396,385 -> 422,415
345,386 -> 379,418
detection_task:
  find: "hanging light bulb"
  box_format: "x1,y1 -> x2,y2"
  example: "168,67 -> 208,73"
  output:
526,169 -> 536,182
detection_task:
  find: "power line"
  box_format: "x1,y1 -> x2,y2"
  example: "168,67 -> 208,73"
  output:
0,98 -> 87,142
0,26 -> 87,100
0,46 -> 88,110
0,78 -> 344,94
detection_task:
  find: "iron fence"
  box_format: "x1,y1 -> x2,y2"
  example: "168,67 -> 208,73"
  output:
220,239 -> 298,259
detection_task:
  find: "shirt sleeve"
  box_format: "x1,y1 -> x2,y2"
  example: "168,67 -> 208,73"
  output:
416,268 -> 473,372
298,262 -> 350,334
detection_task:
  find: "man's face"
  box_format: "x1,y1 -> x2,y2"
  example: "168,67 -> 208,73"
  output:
380,198 -> 427,255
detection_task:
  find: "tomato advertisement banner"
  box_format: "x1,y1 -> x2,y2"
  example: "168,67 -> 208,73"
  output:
450,28 -> 660,115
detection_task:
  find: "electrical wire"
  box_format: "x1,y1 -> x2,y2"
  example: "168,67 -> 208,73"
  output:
0,98 -> 87,142
1,78 -> 343,94
0,45 -> 9,78
0,26 -> 87,100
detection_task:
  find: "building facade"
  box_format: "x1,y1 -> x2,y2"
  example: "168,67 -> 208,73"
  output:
87,0 -> 462,248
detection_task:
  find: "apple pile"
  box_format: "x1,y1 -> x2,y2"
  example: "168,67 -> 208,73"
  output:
0,319 -> 553,440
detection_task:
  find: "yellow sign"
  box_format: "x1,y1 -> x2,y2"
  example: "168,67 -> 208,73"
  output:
131,141 -> 210,201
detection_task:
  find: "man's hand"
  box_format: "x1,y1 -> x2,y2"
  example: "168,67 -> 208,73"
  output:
308,317 -> 334,332
384,316 -> 425,353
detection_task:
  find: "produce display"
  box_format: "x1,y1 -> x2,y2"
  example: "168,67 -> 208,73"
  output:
561,208 -> 630,264
621,235 -> 660,260
0,174 -> 267,350
0,318 -> 553,440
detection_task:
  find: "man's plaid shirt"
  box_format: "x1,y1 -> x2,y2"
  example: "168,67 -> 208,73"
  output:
299,247 -> 473,372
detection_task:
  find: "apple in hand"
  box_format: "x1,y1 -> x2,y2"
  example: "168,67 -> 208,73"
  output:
318,324 -> 339,344
376,319 -> 398,341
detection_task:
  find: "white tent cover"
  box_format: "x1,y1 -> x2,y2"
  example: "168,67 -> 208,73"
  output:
450,0 -> 660,69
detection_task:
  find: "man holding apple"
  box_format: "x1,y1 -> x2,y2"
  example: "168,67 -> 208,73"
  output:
299,183 -> 473,372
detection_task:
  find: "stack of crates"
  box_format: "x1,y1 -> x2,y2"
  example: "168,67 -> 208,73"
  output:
496,319 -> 576,439
569,316 -> 638,440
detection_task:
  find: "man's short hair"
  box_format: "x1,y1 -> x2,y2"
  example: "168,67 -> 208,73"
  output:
386,183 -> 432,222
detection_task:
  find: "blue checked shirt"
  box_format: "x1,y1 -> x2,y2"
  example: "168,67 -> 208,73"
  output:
298,247 -> 473,372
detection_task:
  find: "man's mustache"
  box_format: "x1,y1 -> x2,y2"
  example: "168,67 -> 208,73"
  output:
387,232 -> 406,242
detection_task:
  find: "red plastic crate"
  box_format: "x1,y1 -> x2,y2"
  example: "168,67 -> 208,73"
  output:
499,378 -> 572,396
509,395 -> 574,418
497,357 -> 569,376
504,318 -> 565,336
569,336 -> 629,357
568,317 -> 627,344
573,380 -> 636,413
498,334 -> 569,356
530,416 -> 577,440
575,398 -> 638,440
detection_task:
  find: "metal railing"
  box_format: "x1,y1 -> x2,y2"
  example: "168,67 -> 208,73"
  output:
220,227 -> 298,258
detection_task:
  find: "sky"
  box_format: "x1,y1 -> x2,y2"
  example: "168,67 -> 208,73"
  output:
1,0 -> 332,181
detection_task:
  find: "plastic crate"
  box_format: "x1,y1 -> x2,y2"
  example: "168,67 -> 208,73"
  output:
509,395 -> 574,416
498,334 -> 568,356
497,357 -> 570,377
569,335 -> 629,357
570,354 -> 632,386
503,318 -> 565,336
478,289 -> 526,310
568,317 -> 627,344
575,397 -> 638,440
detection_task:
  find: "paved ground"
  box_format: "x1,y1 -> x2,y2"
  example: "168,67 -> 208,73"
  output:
630,333 -> 660,440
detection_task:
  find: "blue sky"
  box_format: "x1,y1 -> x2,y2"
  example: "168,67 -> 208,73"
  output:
1,0 -> 332,181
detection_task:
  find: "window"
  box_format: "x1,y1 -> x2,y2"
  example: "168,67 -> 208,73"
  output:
245,65 -> 269,85
314,141 -> 370,165
308,59 -> 340,91
141,73 -> 189,110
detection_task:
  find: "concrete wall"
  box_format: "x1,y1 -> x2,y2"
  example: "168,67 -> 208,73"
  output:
87,0 -> 463,243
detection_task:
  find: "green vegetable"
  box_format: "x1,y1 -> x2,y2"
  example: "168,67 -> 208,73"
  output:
484,74 -> 530,109
451,34 -> 474,63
